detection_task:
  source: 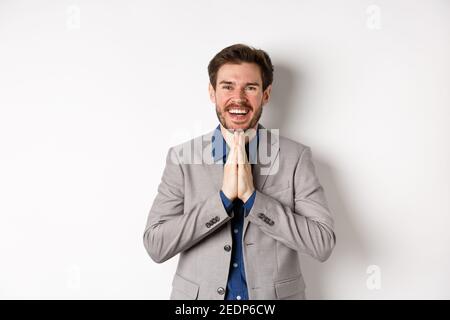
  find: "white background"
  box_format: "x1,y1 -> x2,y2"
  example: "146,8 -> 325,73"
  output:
0,0 -> 449,299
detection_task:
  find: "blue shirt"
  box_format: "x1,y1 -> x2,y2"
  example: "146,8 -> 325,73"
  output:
211,125 -> 258,300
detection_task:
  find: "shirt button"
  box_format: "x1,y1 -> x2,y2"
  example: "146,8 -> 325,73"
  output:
233,262 -> 238,268
224,245 -> 231,252
234,228 -> 238,234
236,295 -> 241,300
217,287 -> 225,295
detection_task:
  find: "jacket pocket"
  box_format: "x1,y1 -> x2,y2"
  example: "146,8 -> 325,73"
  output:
170,273 -> 199,300
274,276 -> 306,299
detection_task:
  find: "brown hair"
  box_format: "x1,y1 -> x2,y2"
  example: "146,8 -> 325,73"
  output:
208,44 -> 274,91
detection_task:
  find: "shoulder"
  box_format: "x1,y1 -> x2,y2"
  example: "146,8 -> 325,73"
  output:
170,129 -> 214,151
257,124 -> 310,158
277,132 -> 311,160
166,129 -> 215,165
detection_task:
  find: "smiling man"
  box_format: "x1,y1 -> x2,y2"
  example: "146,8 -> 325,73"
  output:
143,44 -> 336,300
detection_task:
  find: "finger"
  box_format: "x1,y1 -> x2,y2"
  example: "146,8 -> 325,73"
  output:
234,131 -> 239,147
227,142 -> 236,165
239,132 -> 248,164
232,142 -> 238,165
238,131 -> 243,146
237,139 -> 244,165
238,131 -> 246,165
233,132 -> 239,164
222,128 -> 234,147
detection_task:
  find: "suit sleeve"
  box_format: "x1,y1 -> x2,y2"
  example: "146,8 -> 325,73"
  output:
143,147 -> 233,263
246,146 -> 336,262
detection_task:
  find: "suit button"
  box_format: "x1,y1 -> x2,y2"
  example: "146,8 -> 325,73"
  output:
217,287 -> 225,295
206,222 -> 211,228
224,245 -> 231,252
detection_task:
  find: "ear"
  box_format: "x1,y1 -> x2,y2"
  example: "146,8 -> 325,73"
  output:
208,83 -> 216,104
262,84 -> 272,106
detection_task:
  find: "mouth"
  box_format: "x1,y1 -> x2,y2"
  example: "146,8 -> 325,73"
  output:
226,105 -> 251,123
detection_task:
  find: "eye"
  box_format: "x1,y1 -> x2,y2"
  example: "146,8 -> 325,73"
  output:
222,85 -> 233,90
246,86 -> 257,91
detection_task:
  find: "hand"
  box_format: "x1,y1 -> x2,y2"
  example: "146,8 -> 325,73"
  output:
237,131 -> 255,202
221,131 -> 239,201
221,126 -> 235,148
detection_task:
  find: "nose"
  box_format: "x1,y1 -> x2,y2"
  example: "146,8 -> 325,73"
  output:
231,87 -> 247,102
238,87 -> 247,99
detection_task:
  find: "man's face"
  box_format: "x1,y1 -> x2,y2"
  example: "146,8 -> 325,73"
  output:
209,62 -> 272,132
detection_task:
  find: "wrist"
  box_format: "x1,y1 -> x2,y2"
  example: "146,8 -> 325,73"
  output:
241,188 -> 255,203
221,189 -> 236,201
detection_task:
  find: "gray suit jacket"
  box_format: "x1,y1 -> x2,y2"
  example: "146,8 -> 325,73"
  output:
143,124 -> 336,300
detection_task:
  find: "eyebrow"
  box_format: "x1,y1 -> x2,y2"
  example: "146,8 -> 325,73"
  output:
218,80 -> 260,86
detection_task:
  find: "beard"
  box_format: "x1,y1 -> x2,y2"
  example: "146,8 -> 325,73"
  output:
215,102 -> 263,132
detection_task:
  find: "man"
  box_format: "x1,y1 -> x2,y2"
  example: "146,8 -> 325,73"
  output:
143,44 -> 336,300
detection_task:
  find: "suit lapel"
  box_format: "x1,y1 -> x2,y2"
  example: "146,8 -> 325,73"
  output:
203,129 -> 224,192
251,124 -> 280,192
248,125 -> 280,238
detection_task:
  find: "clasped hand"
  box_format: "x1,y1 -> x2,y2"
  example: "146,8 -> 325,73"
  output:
221,130 -> 255,203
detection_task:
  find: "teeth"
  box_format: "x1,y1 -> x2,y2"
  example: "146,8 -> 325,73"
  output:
229,109 -> 248,115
